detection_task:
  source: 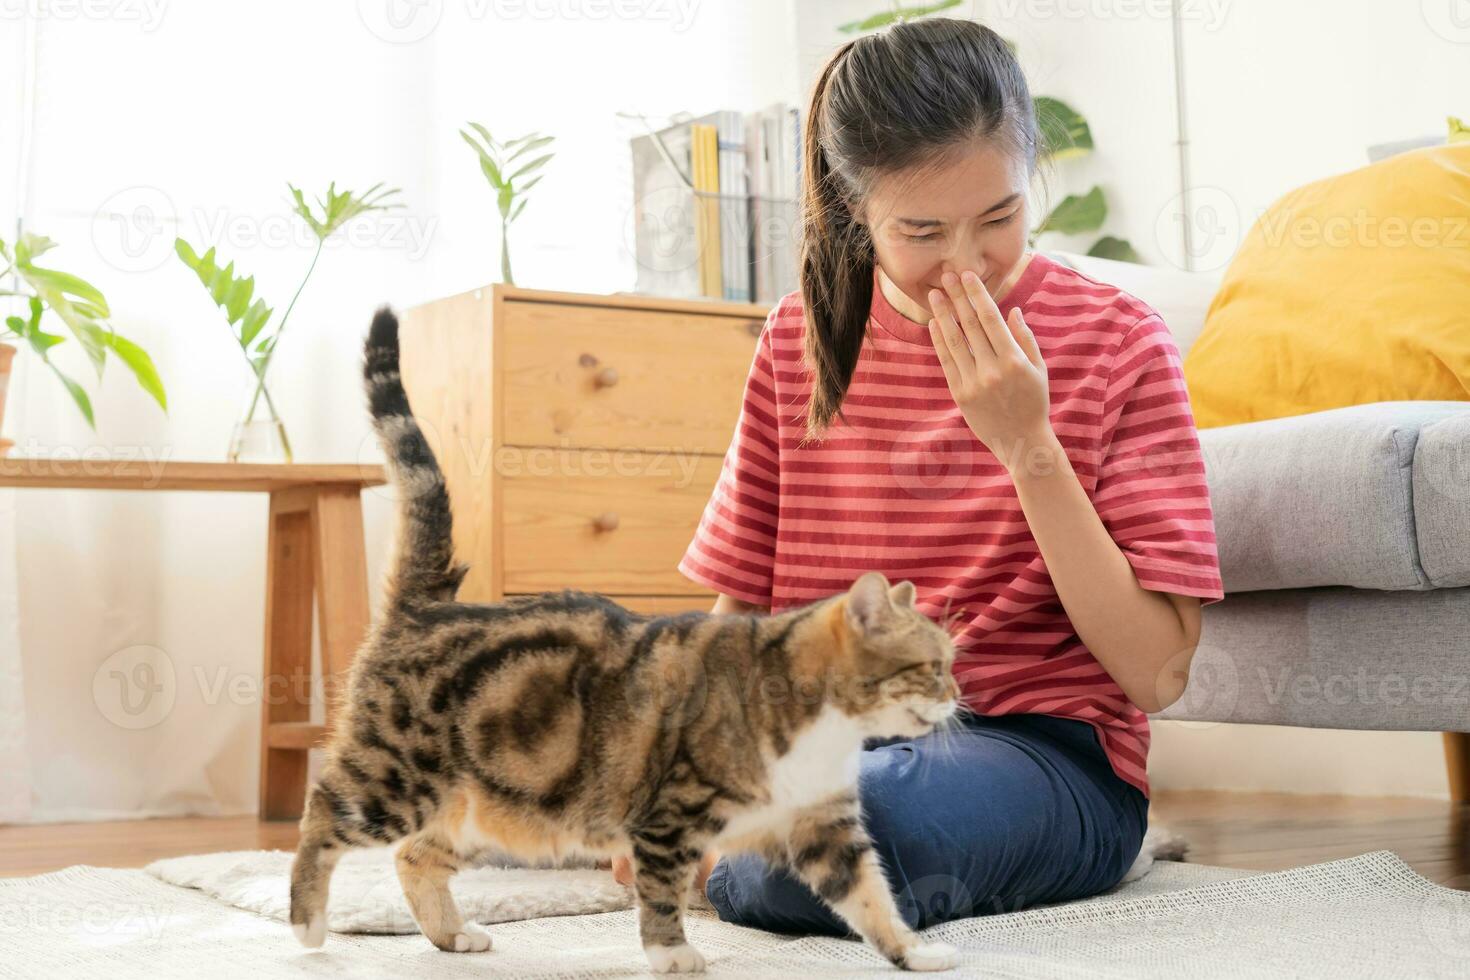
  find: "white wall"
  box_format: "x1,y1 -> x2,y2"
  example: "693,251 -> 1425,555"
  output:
2,1 -> 1463,821
5,1 -> 436,819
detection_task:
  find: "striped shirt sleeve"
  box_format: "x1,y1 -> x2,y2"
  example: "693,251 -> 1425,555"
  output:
676,313 -> 782,607
1091,314 -> 1226,605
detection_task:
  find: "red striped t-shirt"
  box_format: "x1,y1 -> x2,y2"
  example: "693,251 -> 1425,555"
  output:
677,251 -> 1225,798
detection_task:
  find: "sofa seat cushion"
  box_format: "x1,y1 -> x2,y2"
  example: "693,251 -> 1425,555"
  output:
1203,400 -> 1470,592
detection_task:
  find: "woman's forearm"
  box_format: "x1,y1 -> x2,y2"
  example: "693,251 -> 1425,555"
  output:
1007,426 -> 1196,713
712,592 -> 768,615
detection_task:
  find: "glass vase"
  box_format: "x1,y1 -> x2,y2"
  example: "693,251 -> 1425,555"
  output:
227,378 -> 294,464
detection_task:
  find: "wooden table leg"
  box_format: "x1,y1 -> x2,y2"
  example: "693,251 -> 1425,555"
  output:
310,486 -> 372,740
259,489 -> 316,821
257,484 -> 372,821
1445,732 -> 1470,804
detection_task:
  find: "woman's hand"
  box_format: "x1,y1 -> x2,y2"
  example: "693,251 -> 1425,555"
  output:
926,269 -> 1052,468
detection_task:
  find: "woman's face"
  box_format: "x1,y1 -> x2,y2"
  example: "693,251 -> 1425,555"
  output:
859,141 -> 1031,318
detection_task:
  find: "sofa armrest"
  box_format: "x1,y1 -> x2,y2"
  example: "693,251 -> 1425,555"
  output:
1203,400 -> 1470,593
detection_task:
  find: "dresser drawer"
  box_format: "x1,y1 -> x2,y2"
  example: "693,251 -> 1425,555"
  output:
499,452 -> 724,595
500,300 -> 763,455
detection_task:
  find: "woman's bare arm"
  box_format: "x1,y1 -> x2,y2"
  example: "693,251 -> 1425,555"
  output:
710,592 -> 768,615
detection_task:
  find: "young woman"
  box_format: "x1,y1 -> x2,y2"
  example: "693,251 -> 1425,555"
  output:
618,17 -> 1224,934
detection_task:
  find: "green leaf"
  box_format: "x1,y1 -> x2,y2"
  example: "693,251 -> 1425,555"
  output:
467,122 -> 498,151
288,180 -> 403,243
1450,116 -> 1470,145
8,298 -> 63,354
1035,96 -> 1093,161
836,0 -> 961,32
100,330 -> 167,411
209,260 -> 237,308
225,274 -> 254,323
14,232 -> 58,264
507,153 -> 552,183
462,129 -> 505,187
239,297 -> 272,348
1086,235 -> 1142,263
509,198 -> 527,223
47,362 -> 96,429
497,185 -> 515,220
175,236 -> 275,347
9,234 -> 164,422
11,238 -> 111,374
1035,186 -> 1107,236
17,265 -> 109,319
505,134 -> 554,162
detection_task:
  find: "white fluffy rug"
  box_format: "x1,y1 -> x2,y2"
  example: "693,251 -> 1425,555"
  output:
0,844 -> 1465,977
141,825 -> 1187,933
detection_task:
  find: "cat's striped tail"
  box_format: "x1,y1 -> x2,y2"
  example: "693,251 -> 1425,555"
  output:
363,306 -> 469,606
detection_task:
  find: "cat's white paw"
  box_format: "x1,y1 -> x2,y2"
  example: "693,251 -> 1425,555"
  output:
292,916 -> 326,949
645,942 -> 706,973
450,922 -> 493,952
900,941 -> 959,971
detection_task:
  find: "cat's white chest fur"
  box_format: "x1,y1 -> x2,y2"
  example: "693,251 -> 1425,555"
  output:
717,706 -> 865,844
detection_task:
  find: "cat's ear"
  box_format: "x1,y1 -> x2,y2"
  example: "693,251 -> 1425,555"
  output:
846,572 -> 895,633
889,580 -> 916,607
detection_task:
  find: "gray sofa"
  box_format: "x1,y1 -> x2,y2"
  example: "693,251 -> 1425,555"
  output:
1046,251 -> 1470,802
1152,401 -> 1470,801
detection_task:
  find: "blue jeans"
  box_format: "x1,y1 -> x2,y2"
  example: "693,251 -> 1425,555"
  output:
704,711 -> 1149,934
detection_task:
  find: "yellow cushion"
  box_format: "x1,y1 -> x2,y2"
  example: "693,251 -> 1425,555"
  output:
1182,144 -> 1470,429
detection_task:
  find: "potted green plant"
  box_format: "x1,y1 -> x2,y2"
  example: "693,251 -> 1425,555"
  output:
460,123 -> 555,285
0,233 -> 167,455
175,181 -> 402,463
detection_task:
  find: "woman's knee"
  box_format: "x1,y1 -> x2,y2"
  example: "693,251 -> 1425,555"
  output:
855,730 -> 1096,926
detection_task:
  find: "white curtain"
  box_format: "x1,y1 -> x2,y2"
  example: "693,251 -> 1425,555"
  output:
0,0 -> 801,822
0,8 -> 33,824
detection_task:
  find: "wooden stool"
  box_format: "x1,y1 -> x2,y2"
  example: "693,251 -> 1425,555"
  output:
0,458 -> 386,821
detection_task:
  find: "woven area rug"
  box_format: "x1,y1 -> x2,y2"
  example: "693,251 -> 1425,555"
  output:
1,849 -> 1466,978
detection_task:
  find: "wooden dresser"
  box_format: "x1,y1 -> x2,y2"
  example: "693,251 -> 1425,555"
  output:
399,282 -> 770,615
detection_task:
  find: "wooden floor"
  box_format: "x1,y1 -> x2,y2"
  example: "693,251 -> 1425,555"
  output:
2,790 -> 1467,887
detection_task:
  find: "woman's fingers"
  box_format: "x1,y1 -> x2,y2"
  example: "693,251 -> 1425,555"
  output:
940,272 -> 998,362
958,270 -> 1022,362
927,288 -> 975,386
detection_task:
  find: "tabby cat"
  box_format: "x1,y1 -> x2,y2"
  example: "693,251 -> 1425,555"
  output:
287,307 -> 963,972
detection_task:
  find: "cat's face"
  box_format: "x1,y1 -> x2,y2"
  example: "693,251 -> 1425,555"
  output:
833,572 -> 961,738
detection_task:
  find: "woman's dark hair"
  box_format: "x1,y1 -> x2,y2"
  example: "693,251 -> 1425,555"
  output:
798,17 -> 1043,445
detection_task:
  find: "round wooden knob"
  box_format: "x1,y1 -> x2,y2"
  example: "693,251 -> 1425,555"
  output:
592,511 -> 620,532
594,367 -> 619,389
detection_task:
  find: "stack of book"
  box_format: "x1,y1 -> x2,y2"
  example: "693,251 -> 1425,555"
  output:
629,103 -> 802,305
